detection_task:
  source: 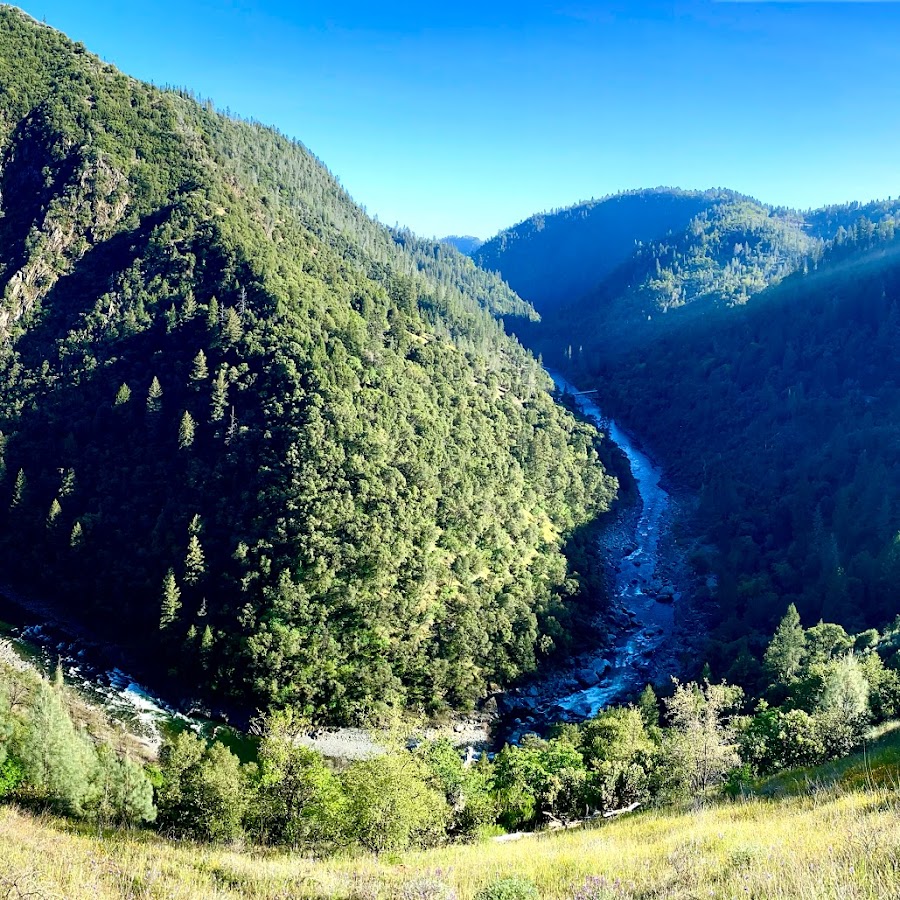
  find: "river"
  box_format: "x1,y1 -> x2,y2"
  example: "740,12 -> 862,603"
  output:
498,371 -> 692,738
550,371 -> 679,715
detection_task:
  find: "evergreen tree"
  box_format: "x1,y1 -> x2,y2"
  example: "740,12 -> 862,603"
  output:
92,746 -> 156,828
200,624 -> 214,668
9,468 -> 25,509
190,350 -> 208,383
764,604 -> 807,686
182,290 -> 197,321
221,307 -> 243,345
178,410 -> 196,449
58,468 -> 76,498
69,521 -> 84,549
210,367 -> 228,422
114,383 -> 131,406
47,498 -> 61,527
184,534 -> 205,586
207,295 -> 220,330
18,680 -> 96,816
159,569 -> 182,629
146,376 -> 163,415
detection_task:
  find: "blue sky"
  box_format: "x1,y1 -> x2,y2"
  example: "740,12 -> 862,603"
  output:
15,1 -> 900,238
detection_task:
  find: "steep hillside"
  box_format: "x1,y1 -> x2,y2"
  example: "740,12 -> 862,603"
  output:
503,195 -> 826,366
478,176 -> 900,690
564,219 -> 900,682
0,8 -> 617,723
473,188 -> 733,314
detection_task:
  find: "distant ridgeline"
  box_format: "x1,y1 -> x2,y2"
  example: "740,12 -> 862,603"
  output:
480,186 -> 900,693
0,8 -> 618,722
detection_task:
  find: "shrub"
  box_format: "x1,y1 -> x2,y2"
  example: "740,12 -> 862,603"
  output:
474,876 -> 539,900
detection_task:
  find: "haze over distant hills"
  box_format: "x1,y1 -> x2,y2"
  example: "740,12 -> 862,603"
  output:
440,235 -> 484,255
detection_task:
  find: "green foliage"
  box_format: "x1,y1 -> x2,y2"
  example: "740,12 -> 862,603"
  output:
0,756 -> 24,799
189,350 -> 208,382
764,605 -> 806,687
578,706 -> 659,811
737,706 -> 826,775
146,377 -> 163,415
247,708 -> 343,847
637,683 -> 660,729
416,738 -> 497,837
46,498 -> 61,526
177,410 -> 195,449
9,469 -> 25,509
339,752 -> 449,852
17,680 -> 96,816
91,745 -> 156,828
663,680 -> 742,798
159,569 -> 181,629
473,877 -> 539,900
156,731 -> 248,842
184,533 -> 205,585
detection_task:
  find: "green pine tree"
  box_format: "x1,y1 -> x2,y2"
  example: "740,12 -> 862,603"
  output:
221,307 -> 243,345
190,350 -> 208,383
146,376 -> 163,415
178,410 -> 196,449
114,383 -> 131,406
210,367 -> 228,422
207,295 -> 220,330
184,534 -> 205,586
58,468 -> 76,498
200,624 -> 214,663
69,520 -> 84,549
182,290 -> 198,321
764,603 -> 807,686
9,468 -> 25,509
19,680 -> 96,816
47,498 -> 61,527
160,569 -> 182,629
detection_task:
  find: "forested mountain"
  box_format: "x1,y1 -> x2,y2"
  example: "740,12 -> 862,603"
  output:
550,209 -> 900,692
487,191 -> 900,358
440,235 -> 483,255
476,177 -> 900,696
0,8 -> 618,723
473,188 -> 732,314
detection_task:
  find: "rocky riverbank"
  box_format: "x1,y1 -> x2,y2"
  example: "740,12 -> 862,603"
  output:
495,373 -> 709,742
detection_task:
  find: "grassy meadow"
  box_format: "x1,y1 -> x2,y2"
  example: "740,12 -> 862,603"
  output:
3,780 -> 900,900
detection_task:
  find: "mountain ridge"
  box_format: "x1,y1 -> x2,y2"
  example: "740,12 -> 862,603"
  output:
0,6 -> 616,723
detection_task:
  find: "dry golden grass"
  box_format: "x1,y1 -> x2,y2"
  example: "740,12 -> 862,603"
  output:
4,785 -> 900,899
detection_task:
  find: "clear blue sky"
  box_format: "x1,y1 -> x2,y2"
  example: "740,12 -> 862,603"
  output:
14,1 -> 900,238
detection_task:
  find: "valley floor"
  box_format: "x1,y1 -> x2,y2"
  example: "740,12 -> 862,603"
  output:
4,784 -> 900,899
